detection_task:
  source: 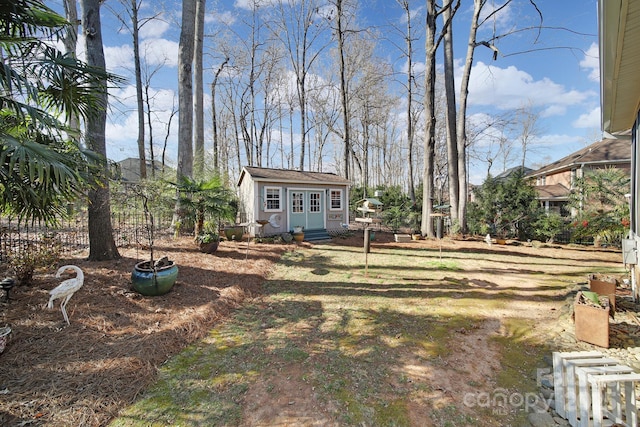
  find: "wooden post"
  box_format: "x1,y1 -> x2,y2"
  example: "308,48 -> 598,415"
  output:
364,227 -> 370,277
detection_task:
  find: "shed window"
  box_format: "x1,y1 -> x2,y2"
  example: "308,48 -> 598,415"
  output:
264,187 -> 282,212
310,192 -> 321,212
330,189 -> 343,210
292,192 -> 304,213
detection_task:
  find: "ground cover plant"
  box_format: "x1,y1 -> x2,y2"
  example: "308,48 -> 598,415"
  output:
104,234 -> 623,426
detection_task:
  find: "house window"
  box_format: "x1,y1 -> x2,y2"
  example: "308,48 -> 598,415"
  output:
264,187 -> 281,212
330,189 -> 343,210
310,192 -> 321,212
292,192 -> 304,213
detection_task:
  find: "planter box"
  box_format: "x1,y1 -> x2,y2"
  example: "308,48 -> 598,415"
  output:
574,292 -> 610,348
394,234 -> 412,243
589,276 -> 617,314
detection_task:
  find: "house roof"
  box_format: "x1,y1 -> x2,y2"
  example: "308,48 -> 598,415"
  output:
535,184 -> 570,201
494,165 -> 533,180
599,0 -> 640,133
527,138 -> 631,177
238,166 -> 351,187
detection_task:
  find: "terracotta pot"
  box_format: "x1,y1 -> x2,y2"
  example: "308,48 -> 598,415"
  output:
589,277 -> 617,314
293,232 -> 304,242
574,292 -> 609,348
131,260 -> 178,296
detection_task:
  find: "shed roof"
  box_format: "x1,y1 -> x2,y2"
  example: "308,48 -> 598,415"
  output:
238,166 -> 351,187
527,138 -> 631,177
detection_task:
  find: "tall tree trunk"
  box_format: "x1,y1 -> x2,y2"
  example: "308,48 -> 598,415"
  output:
443,1 -> 459,223
456,0 -> 484,233
336,0 -> 350,179
130,0 -> 146,180
211,58 -> 228,173
81,0 -> 120,260
175,0 -> 196,225
62,0 -> 80,139
144,81 -> 155,177
398,0 -> 416,204
422,0 -> 437,238
193,0 -> 205,178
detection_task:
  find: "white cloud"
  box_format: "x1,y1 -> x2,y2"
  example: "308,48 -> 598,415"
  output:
139,19 -> 170,39
466,61 -> 595,113
104,44 -> 134,72
573,107 -> 601,129
234,0 -> 278,10
580,42 -> 600,83
478,1 -> 513,30
140,38 -> 179,67
208,10 -> 237,26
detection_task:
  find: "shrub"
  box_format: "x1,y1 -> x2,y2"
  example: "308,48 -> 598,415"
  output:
5,233 -> 62,285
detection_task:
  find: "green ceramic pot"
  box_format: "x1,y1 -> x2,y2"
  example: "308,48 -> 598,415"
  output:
224,226 -> 244,241
131,260 -> 178,296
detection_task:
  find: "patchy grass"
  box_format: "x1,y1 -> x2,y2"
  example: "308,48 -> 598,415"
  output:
110,237 -> 625,426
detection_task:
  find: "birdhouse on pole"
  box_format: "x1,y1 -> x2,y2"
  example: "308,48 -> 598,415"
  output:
354,198 -> 383,225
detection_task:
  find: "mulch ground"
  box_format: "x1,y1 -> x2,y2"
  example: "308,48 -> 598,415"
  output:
0,236 -> 288,427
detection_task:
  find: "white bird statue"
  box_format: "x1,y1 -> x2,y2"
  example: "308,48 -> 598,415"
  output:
485,234 -> 492,246
47,265 -> 84,325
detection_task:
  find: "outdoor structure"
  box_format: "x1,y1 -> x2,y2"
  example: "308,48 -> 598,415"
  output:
236,166 -> 351,240
598,0 -> 640,300
528,138 -> 631,216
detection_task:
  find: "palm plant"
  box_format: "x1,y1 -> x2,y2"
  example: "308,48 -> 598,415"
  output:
0,0 -> 121,224
173,176 -> 237,237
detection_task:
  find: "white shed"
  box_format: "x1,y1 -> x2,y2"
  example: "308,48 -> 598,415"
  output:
237,166 -> 351,241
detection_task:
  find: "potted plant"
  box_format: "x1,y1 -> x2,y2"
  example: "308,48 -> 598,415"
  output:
196,221 -> 220,254
292,226 -> 304,242
131,185 -> 178,296
574,290 -> 610,348
408,210 -> 421,240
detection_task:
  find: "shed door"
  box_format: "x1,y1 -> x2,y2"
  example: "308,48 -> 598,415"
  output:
289,191 -> 324,230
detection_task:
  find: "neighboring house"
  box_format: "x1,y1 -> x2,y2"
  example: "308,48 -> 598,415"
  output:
527,138 -> 631,216
237,166 -> 351,239
468,166 -> 531,203
114,158 -> 168,183
599,0 -> 640,299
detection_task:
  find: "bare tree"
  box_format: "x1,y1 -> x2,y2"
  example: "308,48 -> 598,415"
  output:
514,102 -> 541,169
193,0 -> 206,178
211,57 -> 229,172
442,0 -> 460,225
177,0 -> 196,181
271,0 -> 328,171
110,0 -> 161,180
62,0 -> 80,138
81,0 -> 121,260
421,0 -> 456,237
393,0 -> 421,203
452,0 -> 542,232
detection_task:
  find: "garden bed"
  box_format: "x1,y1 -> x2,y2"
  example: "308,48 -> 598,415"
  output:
0,237 -> 286,426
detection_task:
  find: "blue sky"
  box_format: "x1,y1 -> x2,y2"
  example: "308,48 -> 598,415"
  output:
56,0 -> 601,185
